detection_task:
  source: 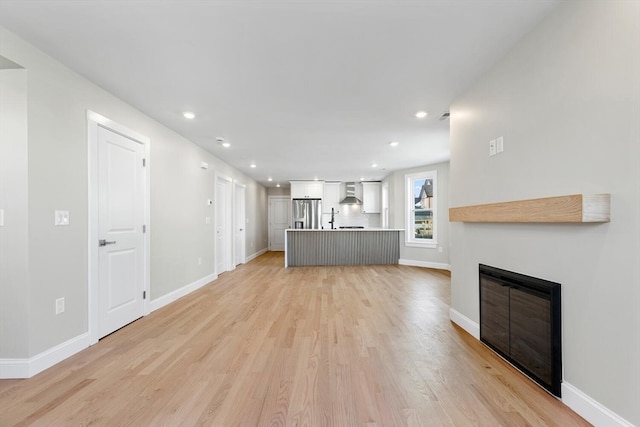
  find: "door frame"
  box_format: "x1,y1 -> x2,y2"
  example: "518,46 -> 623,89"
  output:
268,195 -> 290,250
215,173 -> 233,275
87,111 -> 150,345
234,181 -> 246,266
381,182 -> 389,228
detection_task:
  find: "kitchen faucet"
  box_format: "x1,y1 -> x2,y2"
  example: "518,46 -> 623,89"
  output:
329,207 -> 338,229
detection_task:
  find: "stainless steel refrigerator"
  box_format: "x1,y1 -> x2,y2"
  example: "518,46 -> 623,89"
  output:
292,198 -> 322,229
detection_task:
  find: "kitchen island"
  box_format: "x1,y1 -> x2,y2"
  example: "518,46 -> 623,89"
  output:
285,229 -> 402,267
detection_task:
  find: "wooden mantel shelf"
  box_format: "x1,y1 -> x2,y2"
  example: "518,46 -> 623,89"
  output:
449,194 -> 610,223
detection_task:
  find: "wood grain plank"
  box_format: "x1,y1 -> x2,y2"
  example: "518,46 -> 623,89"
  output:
449,194 -> 610,223
0,252 -> 590,426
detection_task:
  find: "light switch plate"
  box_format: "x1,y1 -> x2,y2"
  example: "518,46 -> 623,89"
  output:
55,210 -> 70,226
497,136 -> 504,153
55,297 -> 65,314
0,209 -> 4,227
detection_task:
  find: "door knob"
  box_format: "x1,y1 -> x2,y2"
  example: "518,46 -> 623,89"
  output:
99,239 -> 116,247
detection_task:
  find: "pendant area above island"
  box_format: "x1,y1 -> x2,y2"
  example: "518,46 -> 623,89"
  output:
285,229 -> 403,267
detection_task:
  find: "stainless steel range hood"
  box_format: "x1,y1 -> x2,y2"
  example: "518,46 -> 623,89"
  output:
339,182 -> 362,205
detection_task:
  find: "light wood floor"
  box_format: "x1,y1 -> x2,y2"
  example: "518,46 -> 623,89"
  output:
0,252 -> 589,426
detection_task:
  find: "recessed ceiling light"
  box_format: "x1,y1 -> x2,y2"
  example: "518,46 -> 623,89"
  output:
415,111 -> 428,119
389,141 -> 399,147
216,137 -> 230,148
183,111 -> 195,119
360,177 -> 365,181
371,163 -> 378,168
276,184 -> 281,188
250,163 -> 256,168
268,177 -> 273,182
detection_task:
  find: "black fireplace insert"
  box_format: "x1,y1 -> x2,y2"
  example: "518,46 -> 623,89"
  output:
479,264 -> 562,397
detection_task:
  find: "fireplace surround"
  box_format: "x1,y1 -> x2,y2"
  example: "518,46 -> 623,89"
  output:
479,264 -> 562,397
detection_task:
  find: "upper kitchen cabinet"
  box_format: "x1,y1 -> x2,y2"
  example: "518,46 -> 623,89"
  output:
290,180 -> 324,199
323,182 -> 341,213
361,182 -> 381,213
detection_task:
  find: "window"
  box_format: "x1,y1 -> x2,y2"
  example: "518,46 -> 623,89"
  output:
405,171 -> 437,247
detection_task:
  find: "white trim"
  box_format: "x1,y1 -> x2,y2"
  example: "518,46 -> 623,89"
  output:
284,229 -> 288,268
233,181 -> 247,267
149,273 -> 217,313
381,182 -> 389,229
87,110 -> 150,345
449,307 -> 480,339
404,241 -> 437,249
405,170 -> 438,247
0,333 -> 90,379
0,359 -> 29,379
561,382 -> 635,427
268,195 -> 290,251
399,259 -> 451,271
246,248 -> 268,263
215,173 -> 234,275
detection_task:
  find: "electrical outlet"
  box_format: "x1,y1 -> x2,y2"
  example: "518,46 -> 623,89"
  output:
205,216 -> 211,224
198,257 -> 202,265
55,297 -> 65,314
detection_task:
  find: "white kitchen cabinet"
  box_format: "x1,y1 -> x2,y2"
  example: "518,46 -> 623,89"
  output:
323,182 -> 341,213
361,182 -> 381,213
290,181 -> 324,199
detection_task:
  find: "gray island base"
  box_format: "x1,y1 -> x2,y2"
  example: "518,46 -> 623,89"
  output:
285,229 -> 402,267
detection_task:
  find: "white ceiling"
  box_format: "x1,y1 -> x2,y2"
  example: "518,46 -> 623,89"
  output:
0,0 -> 558,187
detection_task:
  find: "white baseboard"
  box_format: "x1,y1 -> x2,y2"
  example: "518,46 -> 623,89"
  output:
562,382 -> 635,427
149,272 -> 217,313
246,248 -> 267,262
0,358 -> 29,378
0,272 -> 219,379
399,259 -> 451,271
449,307 -> 480,339
0,333 -> 90,379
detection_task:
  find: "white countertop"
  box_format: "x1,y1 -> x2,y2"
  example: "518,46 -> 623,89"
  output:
286,228 -> 404,231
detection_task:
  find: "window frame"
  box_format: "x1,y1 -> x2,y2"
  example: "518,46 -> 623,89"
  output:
405,170 -> 437,248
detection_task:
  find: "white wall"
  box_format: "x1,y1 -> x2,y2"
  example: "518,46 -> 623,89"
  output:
383,161 -> 450,268
0,27 -> 268,361
0,67 -> 29,358
245,181 -> 268,255
449,1 -> 639,425
267,187 -> 290,197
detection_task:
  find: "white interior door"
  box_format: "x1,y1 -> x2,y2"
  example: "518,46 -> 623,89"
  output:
97,126 -> 145,338
269,196 -> 290,251
216,176 -> 231,275
234,183 -> 246,266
